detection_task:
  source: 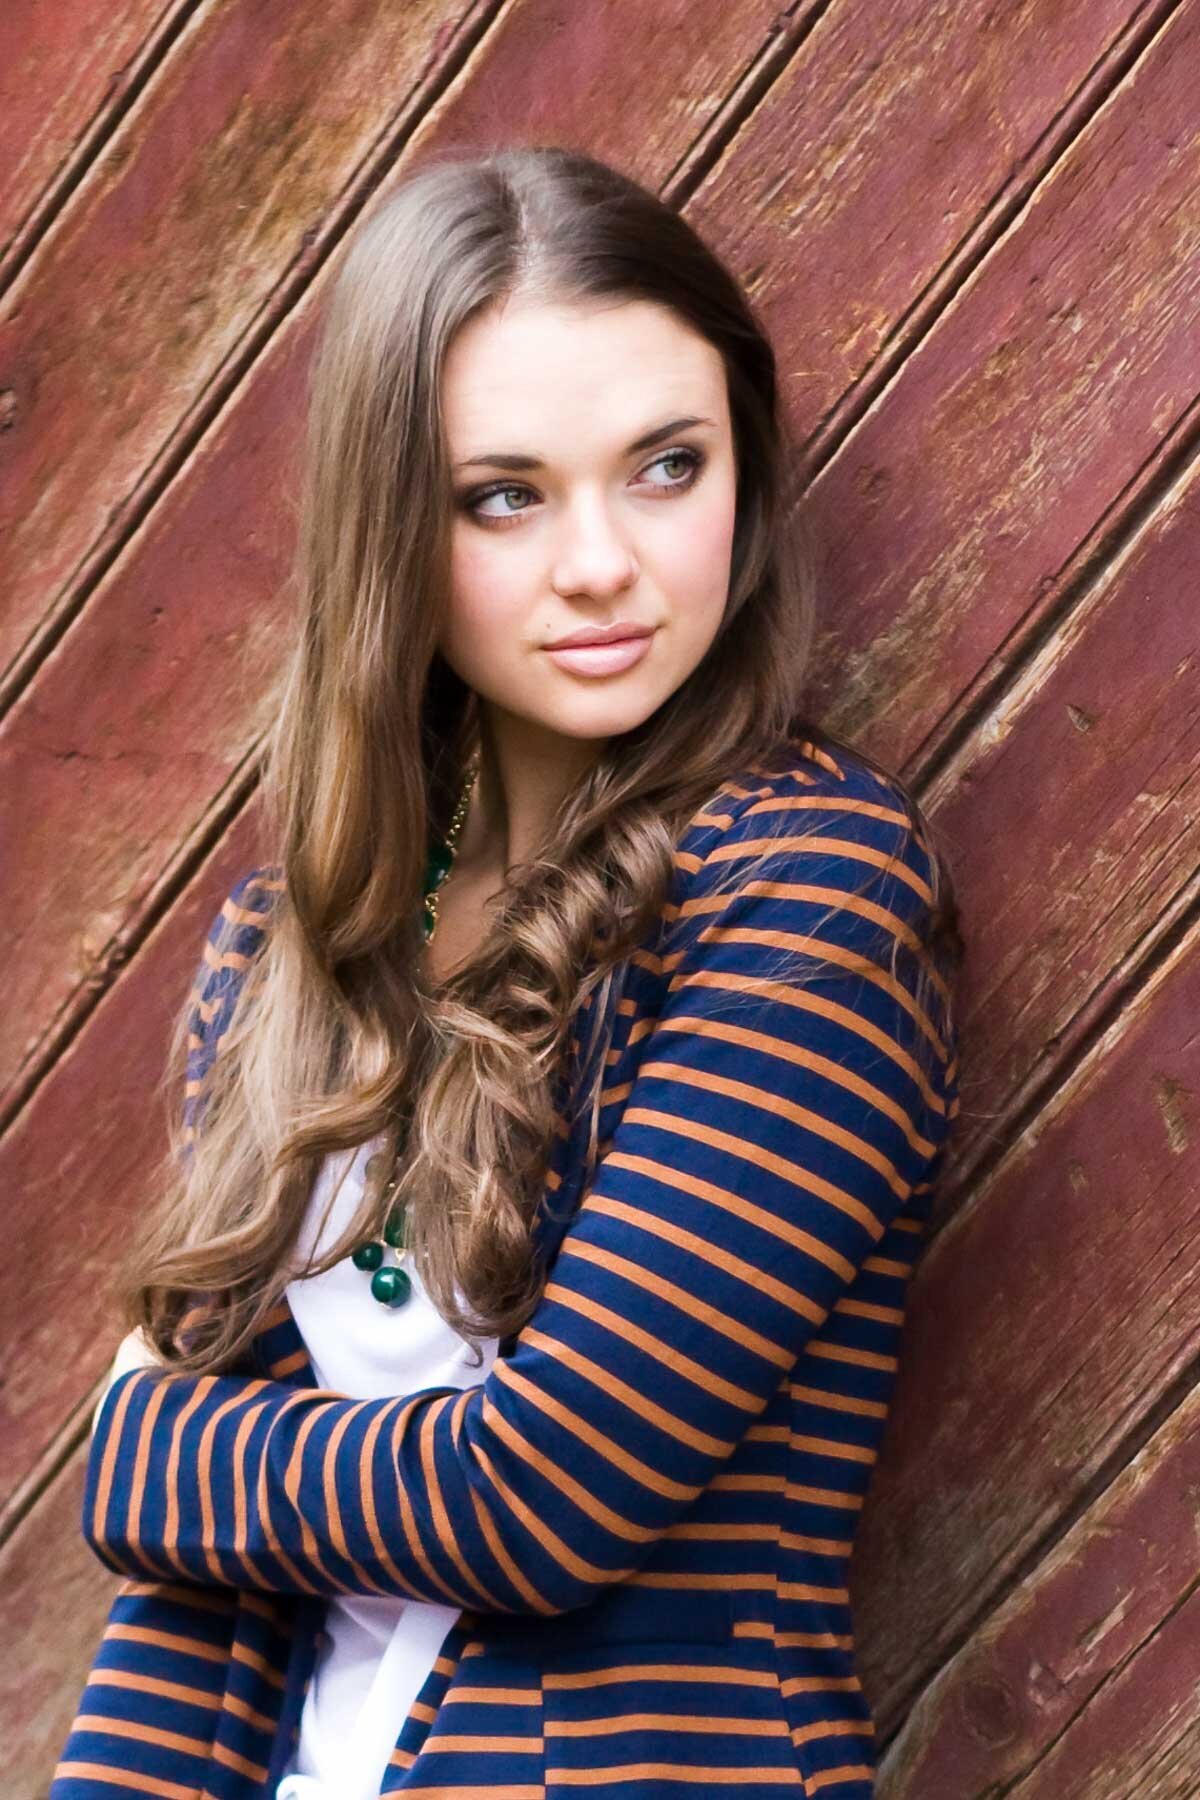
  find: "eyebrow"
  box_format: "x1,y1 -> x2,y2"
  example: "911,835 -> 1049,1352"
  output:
452,414 -> 717,473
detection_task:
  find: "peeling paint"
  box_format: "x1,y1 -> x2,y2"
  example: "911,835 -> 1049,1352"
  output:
1152,1072 -> 1190,1156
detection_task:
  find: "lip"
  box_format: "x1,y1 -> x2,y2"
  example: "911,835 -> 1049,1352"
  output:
543,620 -> 654,649
543,629 -> 655,677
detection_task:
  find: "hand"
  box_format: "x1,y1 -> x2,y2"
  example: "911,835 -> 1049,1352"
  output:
91,1327 -> 162,1437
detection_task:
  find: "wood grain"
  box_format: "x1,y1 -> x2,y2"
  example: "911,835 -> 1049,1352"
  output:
0,1435 -> 116,1797
878,1377 -> 1200,1794
0,0 -> 489,681
924,442 -> 1200,1174
854,903 -> 1200,1730
0,0 -> 177,270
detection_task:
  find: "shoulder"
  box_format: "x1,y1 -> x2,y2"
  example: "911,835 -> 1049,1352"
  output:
663,734 -> 955,1109
672,733 -> 935,921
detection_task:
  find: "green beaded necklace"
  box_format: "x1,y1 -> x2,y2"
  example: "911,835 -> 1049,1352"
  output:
351,754 -> 480,1308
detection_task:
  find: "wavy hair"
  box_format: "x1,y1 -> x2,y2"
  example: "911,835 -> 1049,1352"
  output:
118,145 -> 962,1375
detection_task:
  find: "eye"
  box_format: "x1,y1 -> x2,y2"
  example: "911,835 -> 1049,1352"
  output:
464,482 -> 534,524
459,445 -> 705,528
638,446 -> 704,490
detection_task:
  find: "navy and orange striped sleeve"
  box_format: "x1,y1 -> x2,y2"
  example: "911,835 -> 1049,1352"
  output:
85,870 -> 279,1438
182,866 -> 281,1155
83,766 -> 955,1615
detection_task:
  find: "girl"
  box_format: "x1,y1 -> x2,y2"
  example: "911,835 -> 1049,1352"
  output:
55,145 -> 961,1799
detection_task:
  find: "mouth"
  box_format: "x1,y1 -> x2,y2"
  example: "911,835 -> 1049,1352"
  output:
543,622 -> 654,650
541,628 -> 657,677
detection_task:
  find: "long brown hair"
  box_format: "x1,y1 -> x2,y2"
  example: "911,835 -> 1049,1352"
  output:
119,145 -> 961,1375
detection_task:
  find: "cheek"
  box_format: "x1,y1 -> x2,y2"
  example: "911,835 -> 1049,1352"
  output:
443,532 -> 523,657
691,494 -> 737,578
665,483 -> 738,626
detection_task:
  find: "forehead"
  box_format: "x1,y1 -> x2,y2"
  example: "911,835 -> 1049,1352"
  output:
441,298 -> 728,457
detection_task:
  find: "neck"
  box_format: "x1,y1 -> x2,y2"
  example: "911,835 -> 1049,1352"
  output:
455,706 -> 608,877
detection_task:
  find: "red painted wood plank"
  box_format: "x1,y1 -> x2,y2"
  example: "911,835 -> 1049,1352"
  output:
0,0 -> 171,267
790,0 -> 1200,762
0,0 -> 488,681
688,0 -> 1143,423
0,1435 -> 113,1791
1004,1586 -> 1200,1795
880,1385 -> 1200,1793
806,166 -> 1200,1752
922,443 -> 1200,1168
850,911 -> 1200,1729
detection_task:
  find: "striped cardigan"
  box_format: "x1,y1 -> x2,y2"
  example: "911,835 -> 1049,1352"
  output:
52,737 -> 959,1799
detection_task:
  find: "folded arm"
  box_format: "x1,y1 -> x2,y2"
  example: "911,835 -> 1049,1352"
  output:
85,764 -> 955,1615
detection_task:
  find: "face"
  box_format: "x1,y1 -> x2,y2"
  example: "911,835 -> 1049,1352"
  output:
438,296 -> 738,750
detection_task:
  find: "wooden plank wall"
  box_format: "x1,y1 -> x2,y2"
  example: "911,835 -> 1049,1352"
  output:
4,1 -> 1197,1791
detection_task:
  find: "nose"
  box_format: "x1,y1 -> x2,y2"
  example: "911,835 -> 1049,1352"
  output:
550,489 -> 639,599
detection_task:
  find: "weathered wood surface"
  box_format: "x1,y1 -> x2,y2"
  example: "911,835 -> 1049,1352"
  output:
855,905 -> 1200,1740
1003,1588 -> 1200,1797
878,1367 -> 1200,1793
6,0 -> 1199,1790
921,445 -> 1200,1175
0,0 -> 495,688
0,1434 -> 115,1799
0,0 -> 175,270
800,0 -> 1199,762
858,390 -> 1199,1755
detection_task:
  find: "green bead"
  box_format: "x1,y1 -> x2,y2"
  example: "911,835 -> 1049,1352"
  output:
383,1207 -> 406,1249
364,1151 -> 390,1186
352,1242 -> 383,1272
371,1265 -> 412,1307
425,844 -> 453,886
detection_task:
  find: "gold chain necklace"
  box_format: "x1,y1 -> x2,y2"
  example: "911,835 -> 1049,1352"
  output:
352,754 -> 480,1307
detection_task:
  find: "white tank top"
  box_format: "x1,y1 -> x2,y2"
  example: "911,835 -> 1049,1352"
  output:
275,1135 -> 499,1800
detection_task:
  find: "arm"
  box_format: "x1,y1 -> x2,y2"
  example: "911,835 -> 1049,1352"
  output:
85,766 -> 955,1614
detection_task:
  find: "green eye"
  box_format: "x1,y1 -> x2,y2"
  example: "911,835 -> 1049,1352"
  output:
460,446 -> 704,527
